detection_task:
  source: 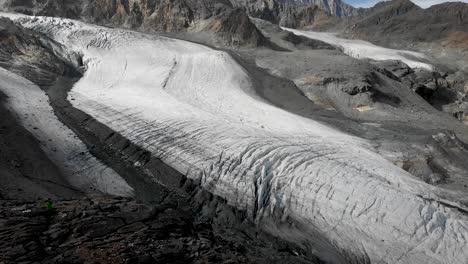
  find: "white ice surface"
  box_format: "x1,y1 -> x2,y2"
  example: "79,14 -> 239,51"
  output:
282,27 -> 434,70
3,13 -> 468,264
0,67 -> 133,197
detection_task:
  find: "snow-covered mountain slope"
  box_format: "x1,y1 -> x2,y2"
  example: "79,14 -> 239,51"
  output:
3,13 -> 468,264
0,67 -> 133,197
282,27 -> 433,70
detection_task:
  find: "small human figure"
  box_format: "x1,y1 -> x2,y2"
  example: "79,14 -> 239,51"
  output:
46,199 -> 54,209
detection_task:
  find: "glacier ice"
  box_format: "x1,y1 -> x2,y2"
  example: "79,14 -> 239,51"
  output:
2,13 -> 467,264
282,27 -> 434,70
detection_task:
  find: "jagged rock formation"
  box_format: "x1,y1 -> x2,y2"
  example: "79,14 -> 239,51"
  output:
330,0 -> 468,123
0,0 -> 268,46
0,197 -> 318,263
344,0 -> 468,48
232,0 -> 359,20
231,0 -> 353,28
369,59 -> 468,125
276,0 -> 359,16
0,17 -> 75,86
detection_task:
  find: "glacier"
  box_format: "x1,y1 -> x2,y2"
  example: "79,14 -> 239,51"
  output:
282,27 -> 434,70
0,67 -> 133,197
2,13 -> 468,264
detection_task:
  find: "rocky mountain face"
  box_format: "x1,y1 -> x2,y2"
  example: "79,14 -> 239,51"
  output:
0,0 -> 268,46
0,0 -> 361,37
232,0 -> 331,28
276,0 -> 358,16
0,196 -> 318,264
230,0 -> 359,28
0,17 -> 75,86
340,0 -> 468,119
345,0 -> 468,48
233,0 -> 358,18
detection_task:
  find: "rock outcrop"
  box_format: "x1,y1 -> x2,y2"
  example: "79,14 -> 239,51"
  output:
0,197 -> 318,263
0,17 -> 76,86
276,0 -> 359,17
232,0 -> 359,20
344,0 -> 468,48
231,0 -> 352,28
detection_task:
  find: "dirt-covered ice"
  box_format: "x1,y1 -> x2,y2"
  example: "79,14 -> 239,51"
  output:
282,27 -> 433,70
0,67 -> 133,197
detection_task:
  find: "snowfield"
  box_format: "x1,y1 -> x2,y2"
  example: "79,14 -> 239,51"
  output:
2,13 -> 468,264
0,67 -> 133,197
282,27 -> 434,70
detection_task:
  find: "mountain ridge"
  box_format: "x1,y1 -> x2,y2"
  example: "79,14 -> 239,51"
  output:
0,0 -> 269,47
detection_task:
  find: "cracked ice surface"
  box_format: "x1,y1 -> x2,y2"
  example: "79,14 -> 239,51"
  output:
4,13 -> 468,264
282,27 -> 434,71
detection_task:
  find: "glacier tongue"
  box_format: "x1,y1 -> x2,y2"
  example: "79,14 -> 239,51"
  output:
282,27 -> 434,71
3,13 -> 468,264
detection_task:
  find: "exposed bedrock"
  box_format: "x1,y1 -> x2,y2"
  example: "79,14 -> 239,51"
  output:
0,196 -> 320,263
370,60 -> 468,126
343,0 -> 468,50
232,0 -> 360,18
230,0 -> 360,29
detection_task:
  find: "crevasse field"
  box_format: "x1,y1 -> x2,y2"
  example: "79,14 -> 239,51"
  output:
2,13 -> 468,264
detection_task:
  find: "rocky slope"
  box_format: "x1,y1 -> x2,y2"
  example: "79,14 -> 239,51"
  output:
233,0 -> 359,19
0,196 -> 318,263
344,0 -> 468,49
276,0 -> 358,16
0,17 -> 76,87
0,0 -> 360,32
231,0 -> 352,28
335,0 -> 468,121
